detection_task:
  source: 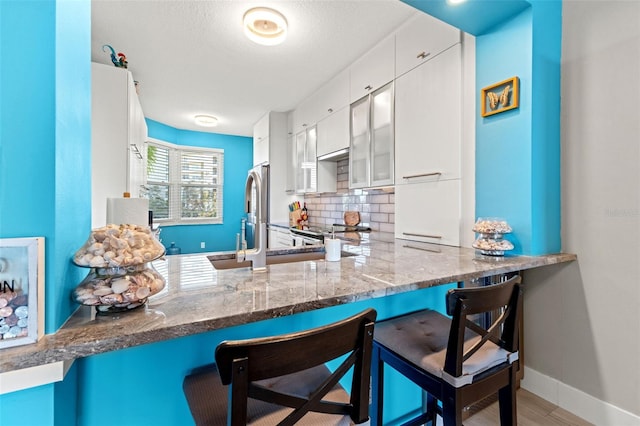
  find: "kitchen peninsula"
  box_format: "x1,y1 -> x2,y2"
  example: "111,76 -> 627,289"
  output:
0,233 -> 575,375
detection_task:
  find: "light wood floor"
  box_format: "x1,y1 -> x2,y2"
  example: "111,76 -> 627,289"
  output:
463,389 -> 593,426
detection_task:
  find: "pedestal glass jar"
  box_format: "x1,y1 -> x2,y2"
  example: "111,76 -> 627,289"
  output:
472,217 -> 514,256
73,263 -> 165,313
72,224 -> 166,313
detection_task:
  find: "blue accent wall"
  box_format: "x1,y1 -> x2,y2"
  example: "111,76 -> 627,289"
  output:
406,0 -> 562,255
0,0 -> 90,333
0,0 -> 562,424
73,285 -> 453,426
0,0 -> 90,425
530,0 -> 562,255
476,9 -> 534,254
146,119 -> 253,254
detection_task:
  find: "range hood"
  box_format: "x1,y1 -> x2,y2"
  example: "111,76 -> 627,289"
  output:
317,148 -> 349,162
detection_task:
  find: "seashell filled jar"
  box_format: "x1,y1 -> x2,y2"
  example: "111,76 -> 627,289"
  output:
472,217 -> 514,256
72,224 -> 166,313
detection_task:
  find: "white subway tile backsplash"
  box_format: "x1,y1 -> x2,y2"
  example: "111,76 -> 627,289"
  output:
371,213 -> 389,223
379,222 -> 394,233
379,203 -> 394,214
304,160 -> 394,233
370,194 -> 389,204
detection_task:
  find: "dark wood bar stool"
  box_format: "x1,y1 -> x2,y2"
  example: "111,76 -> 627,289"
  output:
183,308 -> 377,425
372,275 -> 522,426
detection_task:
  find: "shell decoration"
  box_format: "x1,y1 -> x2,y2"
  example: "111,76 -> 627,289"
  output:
73,224 -> 165,268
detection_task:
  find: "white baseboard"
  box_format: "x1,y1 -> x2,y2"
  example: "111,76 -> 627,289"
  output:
521,366 -> 640,425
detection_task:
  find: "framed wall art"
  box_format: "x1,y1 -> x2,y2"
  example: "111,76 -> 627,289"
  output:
481,76 -> 519,117
0,237 -> 45,349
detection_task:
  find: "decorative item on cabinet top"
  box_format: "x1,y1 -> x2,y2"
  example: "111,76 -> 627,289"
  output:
102,44 -> 128,69
481,76 -> 519,117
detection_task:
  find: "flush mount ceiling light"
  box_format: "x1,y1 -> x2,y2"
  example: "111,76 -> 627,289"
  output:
243,7 -> 288,46
447,0 -> 466,4
194,114 -> 218,127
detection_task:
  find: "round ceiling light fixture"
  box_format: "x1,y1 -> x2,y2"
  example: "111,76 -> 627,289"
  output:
194,114 -> 218,127
243,7 -> 288,46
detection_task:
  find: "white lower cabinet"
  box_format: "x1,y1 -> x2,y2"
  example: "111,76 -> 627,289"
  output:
269,227 -> 293,248
395,179 -> 461,247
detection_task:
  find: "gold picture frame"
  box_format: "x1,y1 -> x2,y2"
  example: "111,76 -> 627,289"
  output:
481,76 -> 519,117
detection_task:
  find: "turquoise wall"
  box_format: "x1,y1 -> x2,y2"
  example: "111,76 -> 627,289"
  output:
146,119 -> 253,254
476,9 -> 534,254
530,0 -> 562,255
73,285 -> 453,426
407,0 -> 562,255
0,0 -> 562,424
0,0 -> 90,425
475,2 -> 562,255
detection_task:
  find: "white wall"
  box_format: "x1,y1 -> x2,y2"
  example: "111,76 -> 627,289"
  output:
522,1 -> 640,423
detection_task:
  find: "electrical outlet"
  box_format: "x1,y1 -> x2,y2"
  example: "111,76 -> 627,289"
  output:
200,242 -> 205,249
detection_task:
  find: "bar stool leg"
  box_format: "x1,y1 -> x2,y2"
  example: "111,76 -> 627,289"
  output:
371,344 -> 384,426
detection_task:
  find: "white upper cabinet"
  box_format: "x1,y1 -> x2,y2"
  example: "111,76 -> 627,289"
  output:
253,113 -> 270,166
395,44 -> 462,183
313,69 -> 350,123
294,126 -> 318,193
292,69 -> 349,137
349,34 -> 395,103
349,82 -> 394,189
395,12 -> 460,78
291,100 -> 314,136
317,106 -> 349,158
92,62 -> 148,228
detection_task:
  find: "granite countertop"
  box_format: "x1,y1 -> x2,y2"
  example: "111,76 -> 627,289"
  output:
0,233 -> 576,373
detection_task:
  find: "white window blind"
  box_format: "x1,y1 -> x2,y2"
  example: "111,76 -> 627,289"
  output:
146,140 -> 223,225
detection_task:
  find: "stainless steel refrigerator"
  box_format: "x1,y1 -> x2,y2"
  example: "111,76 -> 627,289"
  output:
244,164 -> 269,250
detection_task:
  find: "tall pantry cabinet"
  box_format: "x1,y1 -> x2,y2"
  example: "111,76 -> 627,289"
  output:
91,62 -> 148,228
394,14 -> 463,247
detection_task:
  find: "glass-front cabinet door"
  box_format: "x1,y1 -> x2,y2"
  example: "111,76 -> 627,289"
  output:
370,82 -> 394,187
349,96 -> 370,189
295,126 -> 317,193
295,130 -> 306,194
349,82 -> 394,189
304,126 -> 317,193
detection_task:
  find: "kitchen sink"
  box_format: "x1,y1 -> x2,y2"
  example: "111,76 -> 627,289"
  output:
208,247 -> 355,270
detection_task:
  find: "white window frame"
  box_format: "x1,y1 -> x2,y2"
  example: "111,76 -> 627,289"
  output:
146,138 -> 223,226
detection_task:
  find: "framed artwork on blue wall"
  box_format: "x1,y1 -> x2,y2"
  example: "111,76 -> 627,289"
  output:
481,76 -> 520,117
0,237 -> 45,349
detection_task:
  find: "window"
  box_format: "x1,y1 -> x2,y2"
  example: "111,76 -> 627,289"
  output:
146,139 -> 223,225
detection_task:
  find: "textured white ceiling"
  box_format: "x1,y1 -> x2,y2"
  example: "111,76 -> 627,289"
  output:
91,0 -> 417,137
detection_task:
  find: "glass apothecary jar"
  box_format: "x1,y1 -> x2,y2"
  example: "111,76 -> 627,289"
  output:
72,224 -> 166,313
472,217 -> 514,256
73,263 -> 165,313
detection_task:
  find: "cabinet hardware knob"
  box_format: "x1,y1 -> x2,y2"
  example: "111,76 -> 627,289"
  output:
417,51 -> 430,59
403,232 -> 442,239
365,85 -> 372,91
328,108 -> 333,113
402,172 -> 442,180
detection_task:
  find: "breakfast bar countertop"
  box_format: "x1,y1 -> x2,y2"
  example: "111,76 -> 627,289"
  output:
0,233 -> 576,373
